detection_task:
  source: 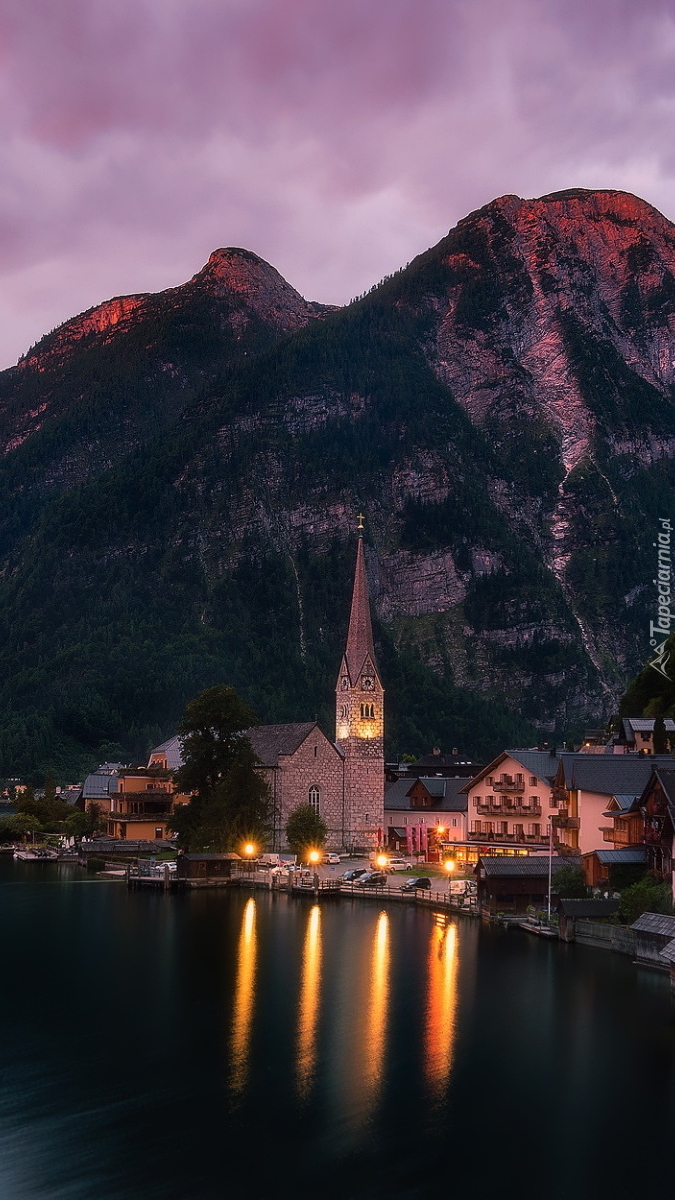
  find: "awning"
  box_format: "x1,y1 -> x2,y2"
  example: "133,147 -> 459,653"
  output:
389,827 -> 408,838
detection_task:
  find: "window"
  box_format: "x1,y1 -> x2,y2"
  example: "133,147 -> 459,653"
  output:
404,817 -> 408,826
529,776 -> 537,786
487,776 -> 493,785
528,823 -> 541,837
514,824 -> 524,839
515,773 -> 523,784
530,796 -> 539,806
499,821 -> 508,835
308,786 -> 320,813
360,703 -> 374,718
452,818 -> 457,828
473,796 -> 480,807
419,817 -> 425,824
340,705 -> 348,718
314,746 -> 317,758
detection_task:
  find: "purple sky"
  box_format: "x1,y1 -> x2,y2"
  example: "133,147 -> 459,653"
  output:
1,0 -> 675,368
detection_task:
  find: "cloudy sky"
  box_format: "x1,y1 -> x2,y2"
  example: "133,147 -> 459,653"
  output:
1,0 -> 674,368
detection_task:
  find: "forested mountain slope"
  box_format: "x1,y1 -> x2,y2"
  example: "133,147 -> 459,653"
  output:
2,189 -> 674,779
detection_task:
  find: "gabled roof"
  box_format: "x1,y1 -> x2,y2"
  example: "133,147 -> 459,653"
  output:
462,748 -> 562,792
149,723 -> 338,773
82,768 -> 121,799
246,723 -> 325,767
622,717 -> 675,736
631,912 -> 675,937
556,753 -> 675,797
478,856 -> 581,877
384,776 -> 468,812
605,793 -> 639,814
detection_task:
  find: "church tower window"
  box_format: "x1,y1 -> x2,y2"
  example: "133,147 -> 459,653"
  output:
309,786 -> 320,813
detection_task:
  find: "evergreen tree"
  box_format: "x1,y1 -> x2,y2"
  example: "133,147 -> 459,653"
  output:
285,804 -> 328,860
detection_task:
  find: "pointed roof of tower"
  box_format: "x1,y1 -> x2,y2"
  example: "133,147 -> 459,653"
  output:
345,531 -> 377,682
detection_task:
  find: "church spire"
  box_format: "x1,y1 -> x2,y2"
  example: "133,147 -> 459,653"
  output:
344,519 -> 376,683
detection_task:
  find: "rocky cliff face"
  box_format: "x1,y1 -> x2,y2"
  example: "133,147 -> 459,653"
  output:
0,189 -> 673,777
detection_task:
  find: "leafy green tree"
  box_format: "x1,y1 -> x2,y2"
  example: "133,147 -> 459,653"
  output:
171,685 -> 270,852
618,878 -> 673,925
552,865 -> 588,898
285,804 -> 328,860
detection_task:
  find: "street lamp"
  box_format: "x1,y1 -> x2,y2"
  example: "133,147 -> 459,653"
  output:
243,842 -> 256,873
375,853 -> 389,871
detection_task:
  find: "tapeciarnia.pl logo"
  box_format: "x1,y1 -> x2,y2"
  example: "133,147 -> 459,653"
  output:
649,517 -> 673,680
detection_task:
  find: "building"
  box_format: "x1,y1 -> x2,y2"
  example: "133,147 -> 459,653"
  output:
615,717 -> 675,755
150,523 -> 385,853
474,855 -> 582,916
384,775 -> 468,857
551,753 -> 675,856
106,766 -> 191,842
462,749 -> 561,856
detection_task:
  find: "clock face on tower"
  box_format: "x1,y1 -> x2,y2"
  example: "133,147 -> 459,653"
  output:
341,677 -> 349,690
361,675 -> 374,691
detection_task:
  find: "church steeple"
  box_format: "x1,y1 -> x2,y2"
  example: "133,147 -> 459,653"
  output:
344,524 -> 377,684
335,516 -> 384,850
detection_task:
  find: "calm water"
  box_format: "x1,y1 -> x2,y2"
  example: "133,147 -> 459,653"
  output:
1,858 -> 674,1200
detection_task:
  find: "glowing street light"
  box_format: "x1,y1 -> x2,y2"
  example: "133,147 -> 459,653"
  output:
375,853 -> 389,870
444,859 -> 455,874
307,849 -> 321,866
243,842 -> 257,873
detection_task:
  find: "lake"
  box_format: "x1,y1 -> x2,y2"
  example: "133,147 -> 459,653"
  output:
1,858 -> 674,1200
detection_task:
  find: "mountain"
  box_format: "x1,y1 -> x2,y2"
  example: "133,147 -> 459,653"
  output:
1,188 -> 675,780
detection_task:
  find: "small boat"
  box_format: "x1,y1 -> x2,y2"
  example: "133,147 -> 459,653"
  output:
13,849 -> 39,860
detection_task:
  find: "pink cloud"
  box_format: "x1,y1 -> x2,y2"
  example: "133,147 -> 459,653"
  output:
1,0 -> 675,367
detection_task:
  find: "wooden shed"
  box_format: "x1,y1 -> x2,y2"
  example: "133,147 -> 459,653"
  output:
659,937 -> 675,991
176,853 -> 238,884
630,912 -> 675,970
475,855 -> 581,915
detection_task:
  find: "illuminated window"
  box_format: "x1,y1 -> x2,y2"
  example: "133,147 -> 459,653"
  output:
360,703 -> 374,719
309,786 -> 320,813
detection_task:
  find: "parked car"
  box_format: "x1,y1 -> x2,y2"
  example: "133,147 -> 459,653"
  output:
402,876 -> 431,891
340,868 -> 368,882
355,871 -> 387,888
323,853 -> 342,865
385,857 -> 413,872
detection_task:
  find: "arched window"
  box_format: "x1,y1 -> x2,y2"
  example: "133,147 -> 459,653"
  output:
360,703 -> 375,719
309,786 -> 320,813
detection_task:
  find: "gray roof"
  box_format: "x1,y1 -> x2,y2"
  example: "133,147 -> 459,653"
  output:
246,723 -> 325,767
82,768 -> 121,799
609,794 -> 640,813
478,856 -> 581,877
150,735 -> 184,770
595,848 -> 648,865
651,767 -> 675,810
384,776 -> 467,812
631,912 -> 675,936
464,748 -> 562,791
150,723 -> 338,772
622,717 -> 675,735
558,898 -> 620,918
557,753 -> 675,796
659,938 -> 675,964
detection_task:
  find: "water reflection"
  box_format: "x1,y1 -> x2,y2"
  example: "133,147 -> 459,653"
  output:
230,897 -> 257,1092
361,910 -> 390,1111
297,905 -> 322,1098
425,915 -> 459,1094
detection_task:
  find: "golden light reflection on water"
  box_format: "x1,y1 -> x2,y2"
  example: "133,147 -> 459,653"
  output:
296,905 -> 322,1098
425,916 -> 458,1092
230,898 -> 257,1093
361,910 -> 390,1107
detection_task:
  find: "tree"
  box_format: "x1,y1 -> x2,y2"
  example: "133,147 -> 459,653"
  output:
618,877 -> 673,925
552,864 -> 588,899
171,685 -> 271,852
285,804 -> 328,860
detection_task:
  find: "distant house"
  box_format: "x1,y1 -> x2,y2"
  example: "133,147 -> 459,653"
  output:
632,766 -> 675,899
80,763 -> 126,816
384,776 -> 467,858
106,766 -> 190,842
557,897 -> 620,942
176,853 -> 238,883
474,855 -> 581,916
616,718 -> 675,755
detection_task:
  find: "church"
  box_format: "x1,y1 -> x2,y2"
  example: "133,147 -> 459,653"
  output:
149,521 -> 385,852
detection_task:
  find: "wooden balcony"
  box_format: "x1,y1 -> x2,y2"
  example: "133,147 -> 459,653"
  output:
552,813 -> 580,829
492,779 -> 525,793
477,802 -> 541,817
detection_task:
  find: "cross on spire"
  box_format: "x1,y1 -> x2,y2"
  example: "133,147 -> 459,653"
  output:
357,512 -> 365,534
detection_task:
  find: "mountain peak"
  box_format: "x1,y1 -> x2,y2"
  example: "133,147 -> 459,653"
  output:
191,246 -> 338,330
